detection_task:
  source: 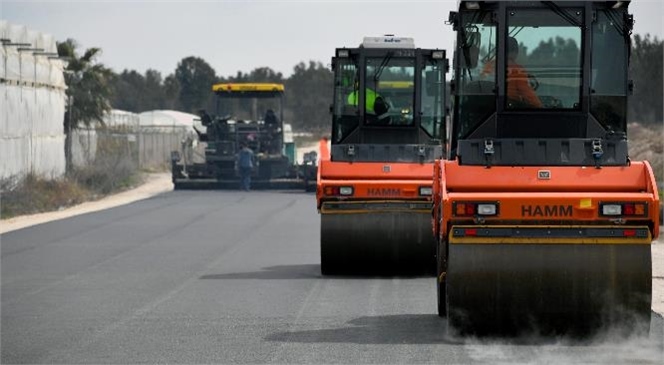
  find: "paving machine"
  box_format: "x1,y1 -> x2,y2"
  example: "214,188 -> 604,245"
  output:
317,36 -> 448,274
171,83 -> 315,190
433,1 -> 660,336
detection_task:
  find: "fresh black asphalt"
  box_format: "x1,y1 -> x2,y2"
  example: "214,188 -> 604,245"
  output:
2,190 -> 663,363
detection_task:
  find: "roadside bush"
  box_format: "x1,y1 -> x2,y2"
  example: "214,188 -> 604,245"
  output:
628,122 -> 663,186
0,174 -> 89,219
69,132 -> 141,194
1,132 -> 143,219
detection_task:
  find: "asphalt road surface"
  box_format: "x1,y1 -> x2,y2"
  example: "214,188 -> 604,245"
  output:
2,190 -> 663,364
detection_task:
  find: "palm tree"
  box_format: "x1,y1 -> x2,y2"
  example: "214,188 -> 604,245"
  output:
57,38 -> 113,172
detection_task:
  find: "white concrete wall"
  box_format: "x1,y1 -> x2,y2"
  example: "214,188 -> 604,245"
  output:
0,21 -> 67,182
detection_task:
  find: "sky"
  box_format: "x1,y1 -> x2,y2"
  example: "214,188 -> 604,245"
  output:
2,0 -> 662,78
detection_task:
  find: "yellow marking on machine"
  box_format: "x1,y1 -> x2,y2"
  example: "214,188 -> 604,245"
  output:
378,81 -> 414,89
212,83 -> 285,92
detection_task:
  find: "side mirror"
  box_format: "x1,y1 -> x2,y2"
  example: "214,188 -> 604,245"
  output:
448,11 -> 459,30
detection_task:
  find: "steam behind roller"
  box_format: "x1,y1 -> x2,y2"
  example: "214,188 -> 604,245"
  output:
433,0 -> 659,336
317,36 -> 448,275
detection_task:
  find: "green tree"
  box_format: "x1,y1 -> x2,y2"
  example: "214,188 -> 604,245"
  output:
247,67 -> 284,82
629,34 -> 663,125
144,69 -> 167,110
163,74 -> 181,110
524,36 -> 580,67
57,38 -> 113,171
109,69 -> 145,112
285,61 -> 334,133
174,56 -> 217,113
110,69 -> 179,112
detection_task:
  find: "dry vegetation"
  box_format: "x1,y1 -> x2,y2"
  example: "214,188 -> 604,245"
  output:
0,169 -> 143,220
1,136 -> 143,219
628,122 -> 664,190
1,174 -> 90,219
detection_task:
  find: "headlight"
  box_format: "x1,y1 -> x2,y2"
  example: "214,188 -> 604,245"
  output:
324,186 -> 354,196
454,201 -> 499,217
419,186 -> 433,196
465,1 -> 480,9
601,204 -> 622,216
477,203 -> 497,216
339,186 -> 354,196
600,202 -> 647,217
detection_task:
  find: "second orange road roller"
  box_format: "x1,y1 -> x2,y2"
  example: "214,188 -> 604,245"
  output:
434,0 -> 659,336
317,36 -> 448,275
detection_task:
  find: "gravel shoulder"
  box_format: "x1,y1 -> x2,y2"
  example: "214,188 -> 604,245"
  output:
1,173 -> 662,316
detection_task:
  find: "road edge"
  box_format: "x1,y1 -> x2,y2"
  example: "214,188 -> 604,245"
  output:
0,173 -> 173,234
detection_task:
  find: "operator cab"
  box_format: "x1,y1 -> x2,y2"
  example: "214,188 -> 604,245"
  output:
449,1 -> 632,166
210,83 -> 285,156
194,83 -> 290,179
330,36 -> 448,162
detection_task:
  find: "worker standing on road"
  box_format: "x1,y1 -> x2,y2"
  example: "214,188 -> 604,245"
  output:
237,142 -> 255,191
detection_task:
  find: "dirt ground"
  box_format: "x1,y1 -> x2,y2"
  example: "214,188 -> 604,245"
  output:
0,173 -> 173,235
1,171 -> 663,316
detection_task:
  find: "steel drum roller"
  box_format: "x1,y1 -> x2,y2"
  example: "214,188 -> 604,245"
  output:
320,211 -> 436,275
446,243 -> 652,336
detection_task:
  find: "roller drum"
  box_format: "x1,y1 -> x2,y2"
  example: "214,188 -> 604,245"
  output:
320,212 -> 436,275
446,243 -> 652,336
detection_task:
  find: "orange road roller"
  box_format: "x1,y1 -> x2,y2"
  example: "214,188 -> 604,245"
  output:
317,36 -> 449,275
434,0 -> 659,336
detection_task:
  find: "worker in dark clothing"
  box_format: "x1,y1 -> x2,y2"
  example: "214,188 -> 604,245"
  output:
264,109 -> 279,154
237,141 -> 255,191
265,109 -> 278,129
